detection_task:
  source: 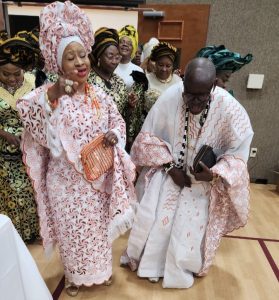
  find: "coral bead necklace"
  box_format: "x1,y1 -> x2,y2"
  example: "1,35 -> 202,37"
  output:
84,82 -> 101,118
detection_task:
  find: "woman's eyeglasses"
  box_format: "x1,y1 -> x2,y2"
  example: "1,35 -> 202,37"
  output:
104,54 -> 122,62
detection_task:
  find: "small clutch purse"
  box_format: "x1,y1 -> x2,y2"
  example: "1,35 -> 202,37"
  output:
193,145 -> 216,173
80,134 -> 114,181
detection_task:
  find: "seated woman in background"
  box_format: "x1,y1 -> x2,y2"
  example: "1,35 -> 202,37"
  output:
196,45 -> 253,96
0,30 -> 40,242
88,27 -> 129,118
17,1 -> 136,296
145,42 -> 182,113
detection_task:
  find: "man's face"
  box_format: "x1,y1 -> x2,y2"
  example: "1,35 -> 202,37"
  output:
183,81 -> 214,115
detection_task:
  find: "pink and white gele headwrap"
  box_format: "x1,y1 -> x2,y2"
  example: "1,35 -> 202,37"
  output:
39,1 -> 94,73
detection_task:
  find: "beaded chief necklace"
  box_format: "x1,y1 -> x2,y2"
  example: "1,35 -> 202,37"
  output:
176,99 -> 211,169
48,83 -> 101,118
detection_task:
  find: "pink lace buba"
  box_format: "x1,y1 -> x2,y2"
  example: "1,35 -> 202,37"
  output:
39,1 -> 94,72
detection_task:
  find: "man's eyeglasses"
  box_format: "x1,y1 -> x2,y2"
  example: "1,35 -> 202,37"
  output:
183,86 -> 214,104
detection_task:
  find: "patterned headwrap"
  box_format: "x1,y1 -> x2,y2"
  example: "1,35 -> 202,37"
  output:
150,42 -> 177,63
118,25 -> 138,59
39,1 -> 94,72
196,45 -> 253,73
0,28 -> 43,70
91,27 -> 119,60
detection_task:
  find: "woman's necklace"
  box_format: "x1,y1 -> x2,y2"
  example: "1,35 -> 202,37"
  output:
0,80 -> 23,95
176,99 -> 211,169
93,67 -> 112,89
157,74 -> 173,84
84,83 -> 101,118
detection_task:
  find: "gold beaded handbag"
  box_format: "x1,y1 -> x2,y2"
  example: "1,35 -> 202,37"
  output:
80,134 -> 114,181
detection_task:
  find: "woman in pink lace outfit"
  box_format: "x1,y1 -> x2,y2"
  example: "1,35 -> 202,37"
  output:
16,1 -> 136,296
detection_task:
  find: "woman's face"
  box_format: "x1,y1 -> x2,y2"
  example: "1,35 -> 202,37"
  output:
119,36 -> 133,59
132,46 -> 142,66
0,64 -> 24,87
99,45 -> 121,74
155,56 -> 173,80
216,70 -> 232,89
62,42 -> 91,85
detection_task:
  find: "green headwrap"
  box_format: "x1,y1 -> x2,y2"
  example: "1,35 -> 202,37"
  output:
196,45 -> 253,72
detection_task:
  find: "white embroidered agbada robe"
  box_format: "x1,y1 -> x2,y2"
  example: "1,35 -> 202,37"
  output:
17,84 -> 136,286
122,83 -> 253,288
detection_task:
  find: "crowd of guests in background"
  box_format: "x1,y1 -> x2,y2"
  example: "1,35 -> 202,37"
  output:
0,0 -> 253,296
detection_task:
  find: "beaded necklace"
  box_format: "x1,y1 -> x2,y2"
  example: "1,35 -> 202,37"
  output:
0,79 -> 23,95
84,82 -> 101,118
176,99 -> 211,169
157,74 -> 173,84
93,68 -> 112,89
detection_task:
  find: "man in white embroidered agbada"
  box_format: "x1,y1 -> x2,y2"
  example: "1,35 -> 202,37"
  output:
121,57 -> 254,288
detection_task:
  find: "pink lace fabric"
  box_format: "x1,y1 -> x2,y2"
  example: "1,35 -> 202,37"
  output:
131,132 -> 173,167
39,1 -> 94,72
131,131 -> 173,189
17,84 -> 136,286
198,155 -> 250,276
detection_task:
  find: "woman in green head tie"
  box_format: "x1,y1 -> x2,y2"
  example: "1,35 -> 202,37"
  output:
196,45 -> 253,96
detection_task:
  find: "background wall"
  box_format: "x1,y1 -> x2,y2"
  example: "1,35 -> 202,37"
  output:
6,4 -> 138,32
0,1 -> 5,30
138,4 -> 210,70
148,0 -> 279,183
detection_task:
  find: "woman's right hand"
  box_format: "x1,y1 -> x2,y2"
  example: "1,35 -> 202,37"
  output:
0,130 -> 20,147
168,167 -> 192,188
47,71 -> 79,103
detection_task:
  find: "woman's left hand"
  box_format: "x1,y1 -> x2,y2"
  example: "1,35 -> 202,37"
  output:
128,92 -> 138,108
103,131 -> 118,147
190,162 -> 213,182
